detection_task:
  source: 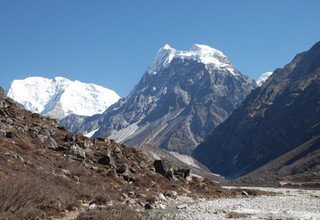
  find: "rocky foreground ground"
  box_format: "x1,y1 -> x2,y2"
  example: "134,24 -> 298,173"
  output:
145,187 -> 320,220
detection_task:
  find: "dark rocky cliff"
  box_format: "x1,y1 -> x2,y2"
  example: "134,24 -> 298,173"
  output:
193,41 -> 320,178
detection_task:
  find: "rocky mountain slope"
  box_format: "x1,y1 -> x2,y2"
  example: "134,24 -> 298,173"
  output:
62,44 -> 256,154
236,135 -> 320,187
7,76 -> 120,120
0,86 -> 253,219
193,41 -> 320,180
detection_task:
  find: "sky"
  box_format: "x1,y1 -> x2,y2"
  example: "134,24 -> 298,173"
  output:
0,0 -> 320,97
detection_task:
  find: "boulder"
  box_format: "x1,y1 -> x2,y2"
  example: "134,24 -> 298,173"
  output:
101,147 -> 112,156
83,139 -> 93,149
98,155 -> 115,166
43,138 -> 58,150
29,127 -> 39,138
154,160 -> 174,179
117,163 -> 130,174
40,128 -> 51,137
64,133 -> 78,143
117,164 -> 134,182
70,144 -> 86,159
98,147 -> 115,166
174,168 -> 191,180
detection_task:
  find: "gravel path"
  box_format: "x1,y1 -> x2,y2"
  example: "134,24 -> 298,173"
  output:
149,187 -> 320,220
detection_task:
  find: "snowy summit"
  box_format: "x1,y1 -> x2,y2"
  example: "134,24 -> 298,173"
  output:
7,76 -> 120,120
148,44 -> 236,75
257,71 -> 273,86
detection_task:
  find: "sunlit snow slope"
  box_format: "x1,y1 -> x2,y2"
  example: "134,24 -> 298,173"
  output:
7,76 -> 120,120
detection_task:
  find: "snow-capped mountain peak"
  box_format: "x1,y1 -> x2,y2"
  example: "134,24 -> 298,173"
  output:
7,76 -> 120,120
63,43 -> 256,155
147,44 -> 236,76
147,44 -> 176,75
257,71 -> 273,86
189,44 -> 225,57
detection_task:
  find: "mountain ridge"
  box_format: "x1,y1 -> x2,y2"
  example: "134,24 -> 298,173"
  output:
7,76 -> 120,120
62,44 -> 256,155
193,41 -> 320,179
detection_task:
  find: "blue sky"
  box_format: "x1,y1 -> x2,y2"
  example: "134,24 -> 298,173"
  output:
1,0 -> 320,97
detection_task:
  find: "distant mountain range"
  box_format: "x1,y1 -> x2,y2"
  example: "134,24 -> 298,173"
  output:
61,44 -> 256,154
7,76 -> 120,120
193,41 -> 320,184
7,41 -> 319,187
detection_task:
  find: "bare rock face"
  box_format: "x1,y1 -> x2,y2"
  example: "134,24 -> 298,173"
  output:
193,41 -> 320,179
62,44 -> 255,154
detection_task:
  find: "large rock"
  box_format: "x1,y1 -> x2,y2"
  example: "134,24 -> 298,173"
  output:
154,160 -> 174,179
43,138 -> 58,150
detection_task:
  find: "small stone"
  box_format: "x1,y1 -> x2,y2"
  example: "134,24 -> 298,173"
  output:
57,126 -> 66,131
114,146 -> 122,154
29,127 -> 39,138
83,139 -> 93,149
164,190 -> 177,199
40,128 -> 51,137
144,203 -> 153,209
14,154 -> 24,162
38,135 -> 48,143
159,193 -> 166,201
61,169 -> 71,176
117,164 -> 130,174
5,118 -> 14,125
43,138 -> 58,150
241,190 -> 249,196
5,131 -> 13,138
89,203 -> 96,209
176,204 -> 188,209
128,191 -> 135,197
70,144 -> 86,159
174,168 -> 191,180
137,193 -> 147,198
0,129 -> 6,137
65,133 -> 77,143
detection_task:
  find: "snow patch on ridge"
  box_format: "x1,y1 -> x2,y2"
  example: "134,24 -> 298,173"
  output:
257,71 -> 273,86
